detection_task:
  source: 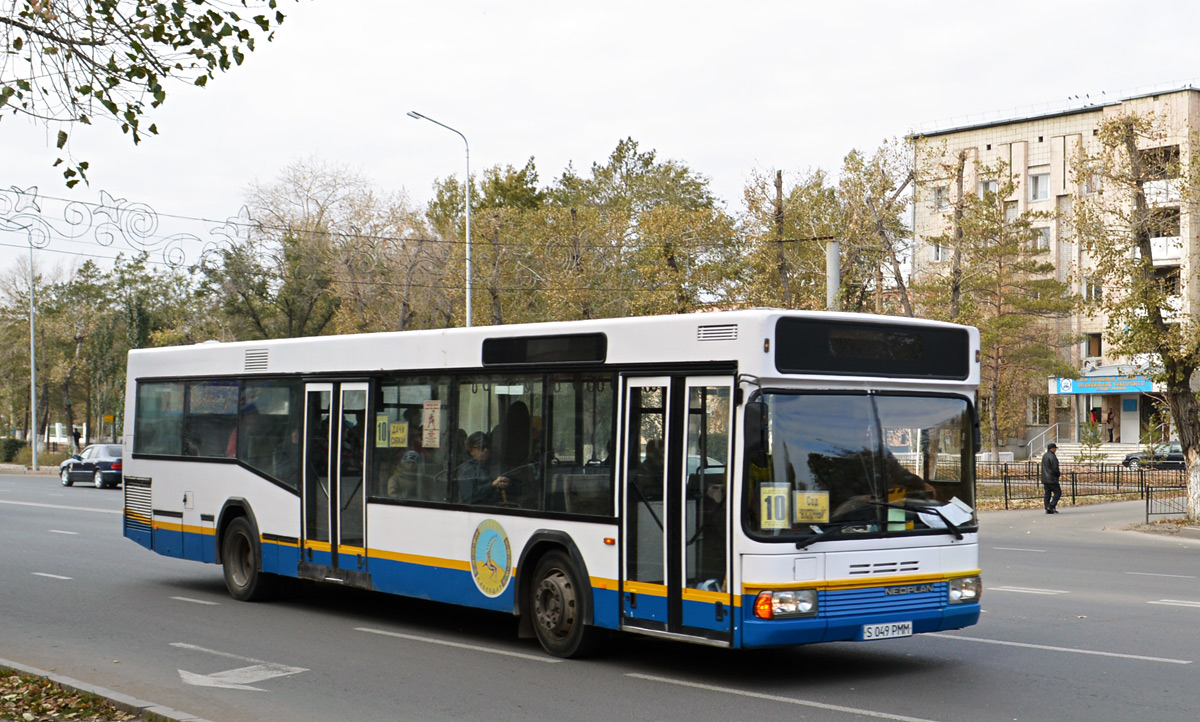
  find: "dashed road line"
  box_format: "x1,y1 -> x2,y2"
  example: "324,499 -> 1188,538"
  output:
356,626 -> 562,663
628,673 -> 943,721
1148,599 -> 1200,608
32,572 -> 71,580
172,596 -> 220,606
932,633 -> 1191,664
988,586 -> 1069,595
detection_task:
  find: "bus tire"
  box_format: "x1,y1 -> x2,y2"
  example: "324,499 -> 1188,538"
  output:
222,516 -> 277,602
530,550 -> 598,658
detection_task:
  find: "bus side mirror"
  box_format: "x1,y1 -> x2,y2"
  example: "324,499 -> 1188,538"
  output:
745,400 -> 767,457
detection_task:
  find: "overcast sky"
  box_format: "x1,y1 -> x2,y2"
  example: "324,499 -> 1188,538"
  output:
3,0 -> 1199,273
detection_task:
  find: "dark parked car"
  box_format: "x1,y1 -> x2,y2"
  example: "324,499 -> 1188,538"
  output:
1121,442 -> 1184,469
59,444 -> 124,488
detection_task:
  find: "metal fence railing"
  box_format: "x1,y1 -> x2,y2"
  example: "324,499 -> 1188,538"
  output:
976,462 -> 1187,510
1146,485 -> 1189,523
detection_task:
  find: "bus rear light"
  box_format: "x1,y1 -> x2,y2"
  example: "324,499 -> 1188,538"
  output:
753,589 -> 818,619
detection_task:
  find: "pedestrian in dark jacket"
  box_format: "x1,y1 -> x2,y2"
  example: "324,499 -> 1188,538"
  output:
1041,443 -> 1062,514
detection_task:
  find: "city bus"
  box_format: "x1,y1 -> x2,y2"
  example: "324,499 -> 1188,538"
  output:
122,309 -> 982,657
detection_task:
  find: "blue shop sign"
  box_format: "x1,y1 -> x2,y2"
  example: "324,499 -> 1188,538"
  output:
1052,376 -> 1152,394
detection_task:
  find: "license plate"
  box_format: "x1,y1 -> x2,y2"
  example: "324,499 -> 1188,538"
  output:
862,621 -> 913,640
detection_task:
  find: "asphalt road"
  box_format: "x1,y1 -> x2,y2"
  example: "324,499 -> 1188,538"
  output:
2,472 -> 1199,722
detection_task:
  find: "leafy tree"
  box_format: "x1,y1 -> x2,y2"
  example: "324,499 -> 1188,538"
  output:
0,1 -> 289,187
738,167 -> 838,310
915,162 -> 1077,457
836,139 -> 916,316
1070,110 -> 1200,518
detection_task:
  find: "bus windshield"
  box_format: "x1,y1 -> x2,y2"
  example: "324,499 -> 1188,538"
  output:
745,392 -> 976,542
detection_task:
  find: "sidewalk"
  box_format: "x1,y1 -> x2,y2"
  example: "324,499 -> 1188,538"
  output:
0,463 -> 55,475
980,498 -> 1200,540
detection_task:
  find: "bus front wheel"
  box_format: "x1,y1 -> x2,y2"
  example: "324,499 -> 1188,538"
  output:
222,516 -> 277,602
530,550 -> 598,658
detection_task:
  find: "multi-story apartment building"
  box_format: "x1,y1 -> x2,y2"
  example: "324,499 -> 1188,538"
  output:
910,85 -> 1198,455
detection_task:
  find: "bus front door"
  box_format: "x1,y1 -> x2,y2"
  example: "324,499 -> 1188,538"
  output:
302,382 -> 369,581
621,375 -> 734,645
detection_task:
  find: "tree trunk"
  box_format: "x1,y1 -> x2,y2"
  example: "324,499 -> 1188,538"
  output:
948,152 -> 967,321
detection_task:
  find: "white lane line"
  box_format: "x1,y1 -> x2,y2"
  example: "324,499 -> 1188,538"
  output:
171,596 -> 220,606
989,586 -> 1069,595
0,499 -> 119,515
627,673 -> 943,722
1128,571 -> 1197,579
32,572 -> 71,580
992,547 -> 1046,553
932,634 -> 1192,664
1148,599 -> 1200,608
48,530 -> 79,535
355,627 -> 562,664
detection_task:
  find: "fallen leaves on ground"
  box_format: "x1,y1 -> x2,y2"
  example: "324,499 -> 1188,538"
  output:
0,669 -> 135,721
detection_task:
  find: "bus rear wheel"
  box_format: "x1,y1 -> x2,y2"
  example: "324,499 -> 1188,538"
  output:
530,550 -> 598,658
222,516 -> 277,602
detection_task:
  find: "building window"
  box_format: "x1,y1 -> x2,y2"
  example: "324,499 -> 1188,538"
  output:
1155,266 -> 1181,296
1147,206 -> 1181,238
1083,277 -> 1102,303
1028,395 -> 1050,425
979,179 -> 998,197
1029,172 -> 1050,201
1143,145 -> 1180,180
1004,200 -> 1018,222
930,241 -> 944,263
932,185 -> 950,211
1056,195 -> 1074,241
1084,333 -> 1102,359
1033,227 -> 1050,251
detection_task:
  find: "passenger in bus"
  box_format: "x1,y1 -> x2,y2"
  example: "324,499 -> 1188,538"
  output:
274,427 -> 302,484
387,449 -> 423,498
634,438 -> 665,500
454,431 -> 513,505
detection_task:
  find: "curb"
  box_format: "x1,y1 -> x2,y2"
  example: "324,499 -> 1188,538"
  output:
1181,526 -> 1200,540
0,657 -> 212,722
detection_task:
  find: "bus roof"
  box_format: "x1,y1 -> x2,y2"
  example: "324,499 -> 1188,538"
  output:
127,309 -> 979,386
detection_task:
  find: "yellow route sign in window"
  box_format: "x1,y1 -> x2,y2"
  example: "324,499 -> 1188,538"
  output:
760,482 -> 790,530
794,491 -> 830,524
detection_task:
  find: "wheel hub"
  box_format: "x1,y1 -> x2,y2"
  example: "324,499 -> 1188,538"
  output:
535,570 -> 576,636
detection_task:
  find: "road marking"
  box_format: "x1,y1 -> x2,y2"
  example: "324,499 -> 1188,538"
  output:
1128,571 -> 1197,579
32,572 -> 71,580
992,547 -> 1045,553
1148,599 -> 1200,608
0,499 -> 119,515
171,596 -> 220,606
931,634 -> 1192,664
356,627 -> 562,664
48,530 -> 79,535
988,586 -> 1069,595
627,673 -> 943,722
171,643 -> 307,691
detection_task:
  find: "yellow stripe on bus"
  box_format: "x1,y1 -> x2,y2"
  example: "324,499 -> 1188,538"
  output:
742,569 -> 982,595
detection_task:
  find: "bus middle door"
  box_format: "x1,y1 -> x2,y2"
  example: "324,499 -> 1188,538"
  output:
621,375 -> 734,645
302,382 -> 369,582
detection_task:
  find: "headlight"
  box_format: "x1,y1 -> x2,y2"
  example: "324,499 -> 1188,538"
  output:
753,589 -> 818,619
948,576 -> 981,604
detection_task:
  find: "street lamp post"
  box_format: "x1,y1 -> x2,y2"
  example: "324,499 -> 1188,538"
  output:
407,110 -> 472,328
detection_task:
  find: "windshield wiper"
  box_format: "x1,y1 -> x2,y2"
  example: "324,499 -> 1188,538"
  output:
794,522 -> 869,550
865,500 -> 964,540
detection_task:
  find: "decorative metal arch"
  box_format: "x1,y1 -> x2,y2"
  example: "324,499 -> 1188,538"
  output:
0,185 -> 252,267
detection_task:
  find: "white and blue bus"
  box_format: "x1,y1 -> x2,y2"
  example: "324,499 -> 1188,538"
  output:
122,309 -> 982,657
